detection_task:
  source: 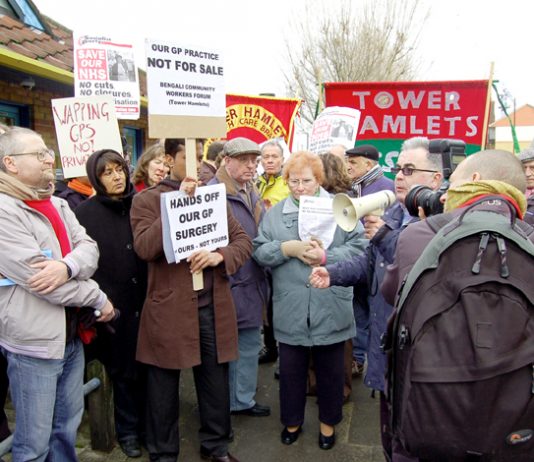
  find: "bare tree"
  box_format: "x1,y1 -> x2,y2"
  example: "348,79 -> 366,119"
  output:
285,0 -> 428,124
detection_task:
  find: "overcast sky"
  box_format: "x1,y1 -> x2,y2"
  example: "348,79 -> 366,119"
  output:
33,0 -> 533,114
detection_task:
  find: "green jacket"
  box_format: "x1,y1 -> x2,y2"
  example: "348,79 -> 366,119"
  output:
253,189 -> 366,346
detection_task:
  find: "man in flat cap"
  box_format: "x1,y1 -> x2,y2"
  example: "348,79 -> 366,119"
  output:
344,144 -> 394,376
345,144 -> 394,198
209,137 -> 271,418
518,148 -> 534,224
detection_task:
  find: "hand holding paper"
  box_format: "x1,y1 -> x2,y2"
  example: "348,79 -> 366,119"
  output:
302,239 -> 325,267
180,177 -> 198,196
187,249 -> 224,274
281,240 -> 314,263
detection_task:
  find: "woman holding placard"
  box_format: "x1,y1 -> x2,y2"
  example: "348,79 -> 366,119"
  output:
253,151 -> 366,450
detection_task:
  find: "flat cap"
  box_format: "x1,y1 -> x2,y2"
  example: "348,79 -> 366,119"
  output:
345,144 -> 379,161
223,137 -> 261,157
518,148 -> 534,164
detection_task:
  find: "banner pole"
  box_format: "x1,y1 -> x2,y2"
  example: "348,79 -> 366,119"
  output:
481,62 -> 494,150
185,138 -> 204,291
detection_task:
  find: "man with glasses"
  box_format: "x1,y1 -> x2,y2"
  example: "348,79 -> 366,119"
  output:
0,127 -> 115,460
209,138 -> 271,418
309,136 -> 442,458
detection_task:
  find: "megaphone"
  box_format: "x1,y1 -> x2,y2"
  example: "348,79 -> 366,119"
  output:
333,190 -> 396,232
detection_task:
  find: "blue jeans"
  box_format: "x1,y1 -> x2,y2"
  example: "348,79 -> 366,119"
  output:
229,327 -> 262,411
3,339 -> 84,462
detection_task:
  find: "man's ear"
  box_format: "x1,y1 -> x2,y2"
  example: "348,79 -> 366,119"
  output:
2,156 -> 17,174
432,171 -> 443,189
471,172 -> 481,182
164,154 -> 174,167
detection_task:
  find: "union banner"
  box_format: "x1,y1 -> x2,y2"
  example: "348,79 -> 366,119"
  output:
226,94 -> 301,149
324,80 -> 490,169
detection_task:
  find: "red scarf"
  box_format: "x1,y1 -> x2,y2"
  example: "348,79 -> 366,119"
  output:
24,199 -> 96,343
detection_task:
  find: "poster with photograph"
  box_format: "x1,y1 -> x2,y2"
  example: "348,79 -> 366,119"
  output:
308,106 -> 361,154
73,32 -> 140,119
52,96 -> 122,179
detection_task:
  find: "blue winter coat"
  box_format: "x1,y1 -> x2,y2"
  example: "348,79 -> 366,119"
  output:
327,202 -> 415,391
209,171 -> 269,329
253,189 -> 366,346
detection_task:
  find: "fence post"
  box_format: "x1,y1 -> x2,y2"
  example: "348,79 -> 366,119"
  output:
86,360 -> 115,451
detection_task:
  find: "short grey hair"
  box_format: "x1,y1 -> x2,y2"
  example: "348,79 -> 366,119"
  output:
401,136 -> 442,172
260,140 -> 283,157
0,127 -> 42,172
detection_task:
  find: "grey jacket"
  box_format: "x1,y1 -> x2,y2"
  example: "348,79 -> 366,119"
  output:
0,194 -> 106,359
253,189 -> 366,346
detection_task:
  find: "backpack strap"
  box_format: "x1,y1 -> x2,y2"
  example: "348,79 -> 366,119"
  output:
425,214 -> 452,234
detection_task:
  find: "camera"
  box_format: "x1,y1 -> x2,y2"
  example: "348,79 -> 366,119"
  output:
405,139 -> 466,217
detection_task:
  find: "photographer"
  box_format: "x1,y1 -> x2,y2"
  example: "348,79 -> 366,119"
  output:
309,136 -> 442,457
380,150 -> 530,461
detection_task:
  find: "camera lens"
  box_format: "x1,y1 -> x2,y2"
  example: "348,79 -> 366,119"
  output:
405,185 -> 444,217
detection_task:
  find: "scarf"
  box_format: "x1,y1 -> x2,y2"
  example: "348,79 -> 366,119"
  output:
66,178 -> 93,197
351,165 -> 384,197
0,170 -> 54,200
444,180 -> 527,217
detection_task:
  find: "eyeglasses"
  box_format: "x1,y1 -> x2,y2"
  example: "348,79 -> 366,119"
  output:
288,178 -> 315,187
390,166 -> 438,176
9,149 -> 54,162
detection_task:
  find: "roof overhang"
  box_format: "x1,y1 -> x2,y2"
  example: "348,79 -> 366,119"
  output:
0,47 -> 148,106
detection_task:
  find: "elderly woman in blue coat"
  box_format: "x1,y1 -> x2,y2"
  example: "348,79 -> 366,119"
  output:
253,151 -> 366,450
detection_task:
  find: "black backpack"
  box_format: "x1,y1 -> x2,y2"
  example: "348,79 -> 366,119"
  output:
388,198 -> 534,461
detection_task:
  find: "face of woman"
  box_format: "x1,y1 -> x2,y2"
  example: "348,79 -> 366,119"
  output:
147,154 -> 169,186
99,162 -> 126,198
287,166 -> 320,201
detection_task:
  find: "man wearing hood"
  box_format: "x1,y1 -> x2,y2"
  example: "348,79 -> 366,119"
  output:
75,149 -> 148,458
0,127 -> 115,460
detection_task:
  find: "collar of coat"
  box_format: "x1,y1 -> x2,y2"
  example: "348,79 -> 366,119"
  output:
215,166 -> 263,225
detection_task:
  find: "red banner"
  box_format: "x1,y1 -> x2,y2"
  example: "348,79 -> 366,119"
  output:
225,94 -> 301,149
324,80 -> 489,152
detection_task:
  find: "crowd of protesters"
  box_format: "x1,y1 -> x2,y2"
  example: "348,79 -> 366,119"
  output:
0,125 -> 532,462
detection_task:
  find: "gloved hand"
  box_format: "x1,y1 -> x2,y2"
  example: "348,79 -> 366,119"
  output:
281,240 -> 313,263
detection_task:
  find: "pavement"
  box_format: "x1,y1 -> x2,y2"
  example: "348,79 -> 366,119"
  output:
2,359 -> 384,462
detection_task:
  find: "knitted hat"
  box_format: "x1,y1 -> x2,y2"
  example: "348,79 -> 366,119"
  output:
517,148 -> 534,164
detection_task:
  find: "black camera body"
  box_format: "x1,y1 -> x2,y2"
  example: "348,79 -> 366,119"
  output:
405,139 -> 467,217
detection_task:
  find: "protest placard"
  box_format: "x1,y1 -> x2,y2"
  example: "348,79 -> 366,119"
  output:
145,39 -> 226,138
161,183 -> 229,263
308,106 -> 361,155
73,33 -> 140,120
51,96 -> 122,179
298,195 -> 337,250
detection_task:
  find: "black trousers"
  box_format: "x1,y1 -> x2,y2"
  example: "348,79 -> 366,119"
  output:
145,304 -> 231,461
279,341 -> 345,427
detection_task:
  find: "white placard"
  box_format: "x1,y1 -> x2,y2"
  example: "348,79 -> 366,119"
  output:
161,183 -> 229,263
73,32 -> 140,120
145,38 -> 225,117
51,96 -> 122,179
298,196 -> 338,250
308,106 -> 361,154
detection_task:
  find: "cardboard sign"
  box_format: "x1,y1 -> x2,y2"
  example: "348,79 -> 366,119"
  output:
51,96 -> 122,179
308,106 -> 361,154
298,196 -> 337,250
145,39 -> 226,138
161,183 -> 228,263
73,33 -> 140,120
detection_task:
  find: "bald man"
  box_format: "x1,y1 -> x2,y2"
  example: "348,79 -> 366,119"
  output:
381,149 -> 530,461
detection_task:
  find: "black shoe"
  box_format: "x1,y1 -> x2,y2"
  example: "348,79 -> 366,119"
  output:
120,438 -> 142,458
201,452 -> 240,462
318,430 -> 336,450
231,403 -> 270,417
258,347 -> 278,364
281,426 -> 302,445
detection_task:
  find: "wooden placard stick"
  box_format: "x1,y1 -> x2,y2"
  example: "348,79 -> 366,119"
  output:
185,138 -> 204,291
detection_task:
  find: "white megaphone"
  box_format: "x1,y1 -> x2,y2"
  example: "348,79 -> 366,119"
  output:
333,190 -> 396,232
